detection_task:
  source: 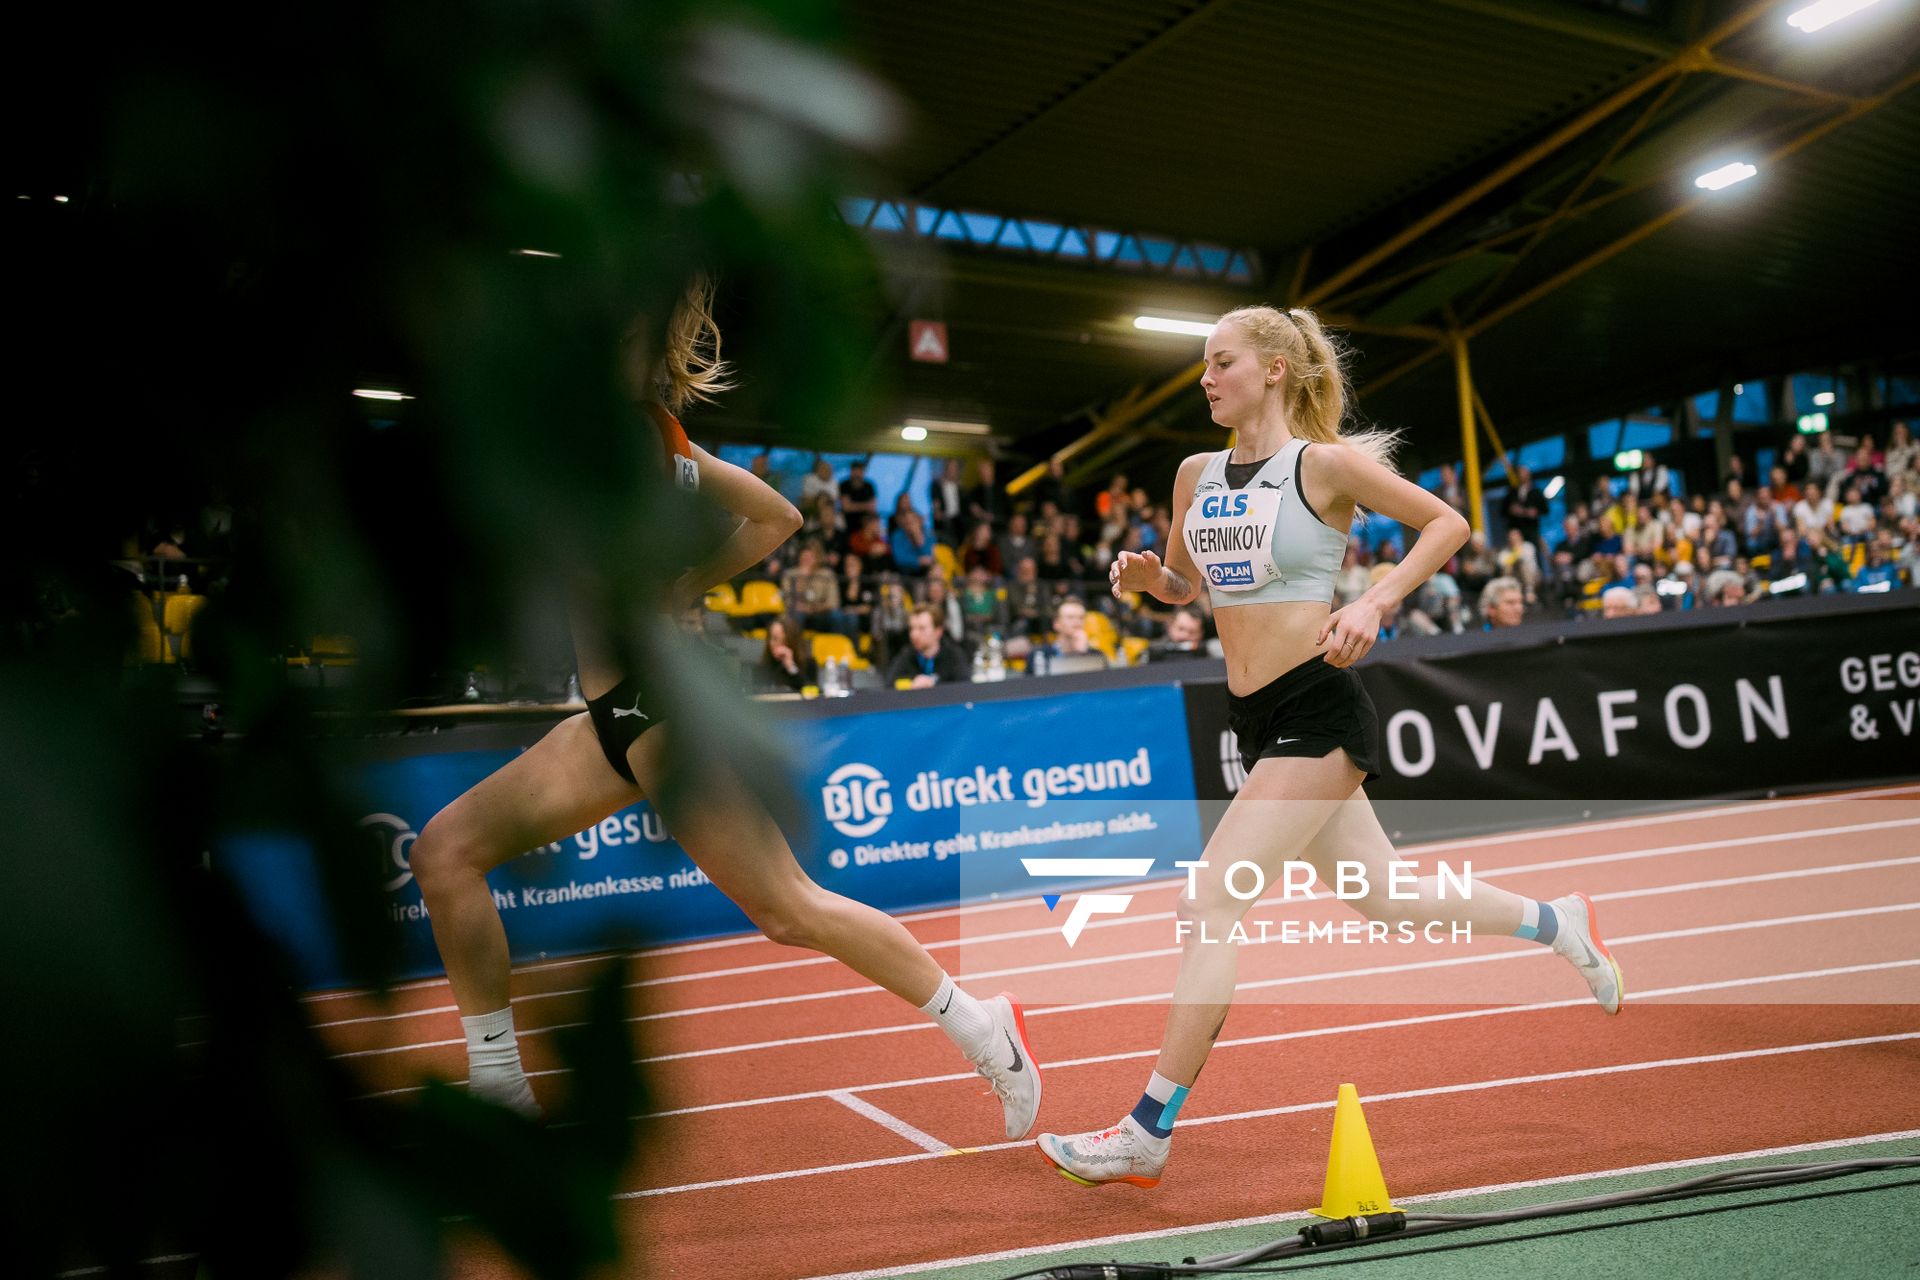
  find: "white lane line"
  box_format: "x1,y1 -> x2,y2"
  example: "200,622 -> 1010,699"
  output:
828,1092 -> 955,1155
298,786 -> 1920,1010
332,898 -> 1920,1065
309,817 -> 1920,1035
621,956 -> 1920,1119
616,1032 -> 1920,1198
354,957 -> 1920,1103
795,1128 -> 1920,1280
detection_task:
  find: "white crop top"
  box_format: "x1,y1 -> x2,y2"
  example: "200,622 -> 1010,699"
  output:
1183,438 -> 1348,609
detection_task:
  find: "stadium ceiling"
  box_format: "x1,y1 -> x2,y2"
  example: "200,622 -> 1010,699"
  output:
830,0 -> 1920,481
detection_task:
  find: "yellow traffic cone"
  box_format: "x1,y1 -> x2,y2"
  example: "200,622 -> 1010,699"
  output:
1309,1083 -> 1397,1219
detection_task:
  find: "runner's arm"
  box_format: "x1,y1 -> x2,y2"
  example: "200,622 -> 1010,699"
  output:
674,444 -> 803,602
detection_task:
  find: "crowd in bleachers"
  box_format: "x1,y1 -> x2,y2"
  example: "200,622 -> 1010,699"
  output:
699,419 -> 1917,691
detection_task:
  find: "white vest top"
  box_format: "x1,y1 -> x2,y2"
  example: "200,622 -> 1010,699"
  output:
1184,439 -> 1348,609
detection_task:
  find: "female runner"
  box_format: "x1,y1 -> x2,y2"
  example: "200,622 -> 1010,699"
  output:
408,280 -> 1040,1133
1036,305 -> 1621,1187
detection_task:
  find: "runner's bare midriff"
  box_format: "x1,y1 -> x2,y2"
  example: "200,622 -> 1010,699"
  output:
1216,598 -> 1338,696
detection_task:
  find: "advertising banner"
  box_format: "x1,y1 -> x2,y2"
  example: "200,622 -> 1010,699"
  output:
221,684 -> 1203,987
1184,600 -> 1919,803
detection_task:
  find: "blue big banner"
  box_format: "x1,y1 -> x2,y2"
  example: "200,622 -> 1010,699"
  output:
220,684 -> 1204,987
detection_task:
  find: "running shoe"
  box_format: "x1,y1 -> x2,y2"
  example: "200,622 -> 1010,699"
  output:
974,993 -> 1042,1139
1551,891 -> 1625,1015
1037,1117 -> 1170,1188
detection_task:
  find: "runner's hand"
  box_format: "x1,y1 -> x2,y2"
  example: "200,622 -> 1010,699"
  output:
1109,550 -> 1163,599
1317,598 -> 1381,668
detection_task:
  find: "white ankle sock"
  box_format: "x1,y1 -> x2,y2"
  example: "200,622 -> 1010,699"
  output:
919,974 -> 994,1059
461,1006 -> 540,1118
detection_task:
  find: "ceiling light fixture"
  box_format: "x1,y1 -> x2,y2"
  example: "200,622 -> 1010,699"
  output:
510,248 -> 562,258
353,388 -> 414,401
1543,475 -> 1565,500
1812,391 -> 1836,406
53,195 -> 70,203
905,417 -> 990,436
1694,162 -> 1758,191
899,425 -> 928,442
1786,0 -> 1886,33
1134,315 -> 1215,338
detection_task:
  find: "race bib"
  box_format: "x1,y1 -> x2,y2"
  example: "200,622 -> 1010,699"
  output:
1184,486 -> 1285,592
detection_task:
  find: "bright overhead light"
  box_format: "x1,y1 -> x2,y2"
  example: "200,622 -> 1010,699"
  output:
1734,382 -> 1745,395
510,248 -> 561,258
905,417 -> 990,436
1786,0 -> 1886,33
899,425 -> 928,442
1812,390 -> 1836,406
1134,315 -> 1215,338
1543,475 -> 1565,500
53,195 -> 70,204
353,388 -> 414,401
1694,162 -> 1758,191
1797,412 -> 1830,434
1612,449 -> 1645,472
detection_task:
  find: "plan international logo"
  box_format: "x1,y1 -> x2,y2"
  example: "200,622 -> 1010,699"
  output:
1021,857 -> 1157,946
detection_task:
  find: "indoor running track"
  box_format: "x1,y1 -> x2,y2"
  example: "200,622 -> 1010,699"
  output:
306,783 -> 1920,1279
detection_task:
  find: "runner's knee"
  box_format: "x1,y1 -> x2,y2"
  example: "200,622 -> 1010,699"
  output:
410,814 -> 484,898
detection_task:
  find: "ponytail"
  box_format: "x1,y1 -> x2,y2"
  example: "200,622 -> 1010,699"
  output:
1218,305 -> 1400,470
629,274 -> 734,414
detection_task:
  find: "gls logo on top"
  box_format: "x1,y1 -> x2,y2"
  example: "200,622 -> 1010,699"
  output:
1198,493 -> 1249,519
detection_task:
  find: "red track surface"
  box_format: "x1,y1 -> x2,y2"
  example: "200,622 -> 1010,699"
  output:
308,786 -> 1920,1279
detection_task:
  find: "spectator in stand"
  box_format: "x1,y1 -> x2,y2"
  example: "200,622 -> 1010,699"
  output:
1435,464 -> 1468,519
1456,530 -> 1498,600
1332,545 -> 1372,609
1722,454 -> 1747,500
1806,528 -> 1852,593
1769,527 -> 1815,590
1543,548 -> 1582,616
1498,526 -> 1541,600
1792,481 -> 1831,538
782,542 -> 848,636
966,457 -> 1002,529
1037,531 -> 1082,583
1848,438 -> 1888,506
801,457 -> 838,510
151,520 -> 193,563
1886,422 -> 1916,483
1635,590 -> 1664,617
1503,466 -> 1546,551
1889,474 -> 1917,524
800,490 -> 841,552
1032,457 -> 1074,516
1007,556 -> 1048,635
1856,539 -> 1900,591
1768,465 -> 1800,507
885,605 -> 969,688
1705,569 -> 1747,607
838,458 -> 879,523
932,458 -> 967,544
1035,595 -> 1106,668
1742,487 -> 1784,557
849,512 -> 888,563
960,520 -> 1004,577
1558,512 -> 1593,563
1600,586 -> 1637,620
999,511 -> 1036,574
755,615 -> 819,693
1148,608 -> 1208,662
887,491 -> 916,535
959,566 -> 1008,644
921,572 -> 965,643
890,507 -> 936,577
872,577 -> 911,663
1479,576 -> 1526,630
1781,433 -> 1811,486
1807,432 -> 1844,491
1895,516 -> 1920,585
1410,570 -> 1464,633
841,553 -> 875,634
1838,483 -> 1876,544
1060,512 -> 1091,564
1703,511 -> 1738,565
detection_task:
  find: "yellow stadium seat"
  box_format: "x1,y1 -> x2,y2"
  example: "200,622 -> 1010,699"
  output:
811,632 -> 856,667
738,581 -> 784,617
311,634 -> 358,665
1083,611 -> 1117,648
933,543 -> 960,580
1750,554 -> 1771,572
705,583 -> 738,613
162,593 -> 208,661
132,598 -> 164,664
1122,636 -> 1150,665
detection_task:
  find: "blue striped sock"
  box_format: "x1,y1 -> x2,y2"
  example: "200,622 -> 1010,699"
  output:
1127,1071 -> 1190,1139
1514,898 -> 1560,946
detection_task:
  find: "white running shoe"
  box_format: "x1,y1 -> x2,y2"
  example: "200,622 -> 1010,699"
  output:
1037,1117 -> 1170,1188
973,993 -> 1042,1139
1551,892 -> 1625,1015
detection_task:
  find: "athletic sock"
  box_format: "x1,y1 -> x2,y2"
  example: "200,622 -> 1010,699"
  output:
1126,1071 -> 1190,1140
461,1007 -> 541,1119
920,974 -> 994,1060
1513,898 -> 1561,947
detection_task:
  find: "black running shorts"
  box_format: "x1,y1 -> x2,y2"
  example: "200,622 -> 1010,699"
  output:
1227,655 -> 1382,785
584,675 -> 666,785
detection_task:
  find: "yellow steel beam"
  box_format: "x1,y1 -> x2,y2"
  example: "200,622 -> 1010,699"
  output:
1299,0 -> 1778,309
1454,334 -> 1485,533
1007,361 -> 1203,496
1472,386 -> 1518,488
1465,66 -> 1920,341
1693,50 -> 1866,107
